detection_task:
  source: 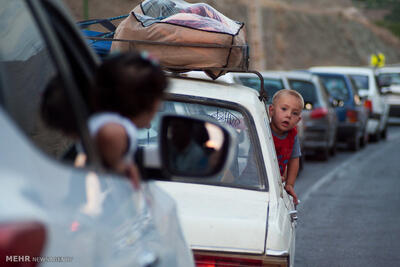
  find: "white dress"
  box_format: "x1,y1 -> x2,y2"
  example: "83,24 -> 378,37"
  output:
88,112 -> 138,163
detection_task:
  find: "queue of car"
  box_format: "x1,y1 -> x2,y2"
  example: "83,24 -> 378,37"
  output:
1,1 -> 396,267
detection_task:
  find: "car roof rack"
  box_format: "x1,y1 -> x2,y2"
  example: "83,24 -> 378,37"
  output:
164,66 -> 268,103
85,36 -> 268,102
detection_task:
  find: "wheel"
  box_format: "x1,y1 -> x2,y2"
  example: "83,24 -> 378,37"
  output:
369,130 -> 381,142
330,140 -> 337,156
318,147 -> 329,161
360,129 -> 368,148
381,125 -> 388,140
348,134 -> 360,151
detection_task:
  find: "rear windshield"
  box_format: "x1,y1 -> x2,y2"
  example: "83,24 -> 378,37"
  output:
317,74 -> 350,101
378,72 -> 400,86
349,74 -> 369,91
238,77 -> 284,103
288,79 -> 317,106
138,100 -> 264,190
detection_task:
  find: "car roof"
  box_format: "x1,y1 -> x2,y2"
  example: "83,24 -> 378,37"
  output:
233,71 -> 287,79
310,66 -> 375,75
375,66 -> 400,74
284,71 -> 315,81
182,71 -> 236,83
167,75 -> 263,107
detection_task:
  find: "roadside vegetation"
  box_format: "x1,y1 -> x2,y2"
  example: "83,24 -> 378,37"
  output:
354,0 -> 400,39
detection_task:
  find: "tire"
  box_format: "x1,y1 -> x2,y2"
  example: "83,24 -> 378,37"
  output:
318,147 -> 329,161
369,130 -> 381,142
381,125 -> 388,140
348,134 -> 360,151
360,129 -> 368,148
330,140 -> 337,156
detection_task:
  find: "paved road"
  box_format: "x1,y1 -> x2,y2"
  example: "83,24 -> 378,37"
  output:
294,125 -> 400,267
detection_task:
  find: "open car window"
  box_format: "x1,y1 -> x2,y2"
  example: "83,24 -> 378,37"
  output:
0,0 -> 74,158
138,99 -> 264,190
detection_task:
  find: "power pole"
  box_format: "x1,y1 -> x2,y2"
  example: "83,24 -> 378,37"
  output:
248,0 -> 266,70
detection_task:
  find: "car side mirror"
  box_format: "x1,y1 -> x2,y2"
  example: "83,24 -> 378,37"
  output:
160,114 -> 234,178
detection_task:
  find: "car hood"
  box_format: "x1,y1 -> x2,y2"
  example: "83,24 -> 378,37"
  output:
156,181 -> 269,254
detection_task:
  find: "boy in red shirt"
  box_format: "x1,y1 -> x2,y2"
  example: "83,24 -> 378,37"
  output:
269,89 -> 304,205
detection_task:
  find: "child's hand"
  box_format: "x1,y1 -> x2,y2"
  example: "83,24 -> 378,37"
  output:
284,183 -> 298,205
125,163 -> 141,190
114,161 -> 141,190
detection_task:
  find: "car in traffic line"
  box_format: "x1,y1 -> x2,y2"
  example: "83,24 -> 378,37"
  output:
234,71 -> 338,160
310,66 -> 389,142
138,74 -> 297,267
375,66 -> 400,121
309,70 -> 369,150
0,0 -> 234,266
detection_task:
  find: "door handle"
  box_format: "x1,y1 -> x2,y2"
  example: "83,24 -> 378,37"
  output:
289,210 -> 298,222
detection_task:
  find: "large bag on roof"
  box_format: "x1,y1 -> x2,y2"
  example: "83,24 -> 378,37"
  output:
111,0 -> 248,79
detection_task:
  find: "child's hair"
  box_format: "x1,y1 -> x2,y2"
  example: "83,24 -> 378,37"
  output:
92,51 -> 168,118
41,75 -> 78,135
272,89 -> 304,109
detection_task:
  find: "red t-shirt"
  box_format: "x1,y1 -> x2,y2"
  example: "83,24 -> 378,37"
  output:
272,127 -> 297,176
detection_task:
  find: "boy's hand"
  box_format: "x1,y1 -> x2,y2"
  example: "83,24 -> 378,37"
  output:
284,183 -> 298,205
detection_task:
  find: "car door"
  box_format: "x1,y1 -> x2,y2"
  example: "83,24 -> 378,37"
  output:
0,1 -> 196,266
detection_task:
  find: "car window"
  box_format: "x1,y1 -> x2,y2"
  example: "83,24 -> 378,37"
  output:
138,100 -> 263,190
378,72 -> 400,85
349,74 -> 369,91
317,74 -> 350,101
0,0 -> 74,158
238,76 -> 284,104
288,79 -> 318,107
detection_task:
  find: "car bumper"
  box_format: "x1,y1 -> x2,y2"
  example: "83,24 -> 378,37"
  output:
303,126 -> 329,150
336,122 -> 359,141
389,105 -> 400,117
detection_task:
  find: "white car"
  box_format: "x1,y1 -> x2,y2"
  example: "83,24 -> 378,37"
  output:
138,74 -> 297,267
310,66 -> 389,141
375,66 -> 400,121
0,1 -> 233,266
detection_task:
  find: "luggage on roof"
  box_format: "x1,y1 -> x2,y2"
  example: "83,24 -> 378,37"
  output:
111,0 -> 248,79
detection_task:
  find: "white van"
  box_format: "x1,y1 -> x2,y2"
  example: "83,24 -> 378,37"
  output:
375,66 -> 400,121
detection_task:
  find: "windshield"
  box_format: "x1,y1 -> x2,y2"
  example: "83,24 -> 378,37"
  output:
349,74 -> 369,91
238,76 -> 284,104
138,100 -> 263,190
317,74 -> 350,101
288,79 -> 318,107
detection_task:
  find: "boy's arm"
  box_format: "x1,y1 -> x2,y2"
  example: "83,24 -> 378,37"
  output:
285,157 -> 299,205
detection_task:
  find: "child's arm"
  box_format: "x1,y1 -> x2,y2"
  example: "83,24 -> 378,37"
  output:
94,123 -> 141,188
285,157 -> 299,205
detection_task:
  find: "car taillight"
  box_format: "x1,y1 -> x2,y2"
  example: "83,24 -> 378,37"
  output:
346,110 -> 358,123
0,221 -> 46,267
364,99 -> 373,113
194,251 -> 288,267
195,254 -> 263,267
310,107 -> 328,119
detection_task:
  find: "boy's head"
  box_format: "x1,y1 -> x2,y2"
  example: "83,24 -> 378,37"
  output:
269,89 -> 304,135
92,51 -> 168,127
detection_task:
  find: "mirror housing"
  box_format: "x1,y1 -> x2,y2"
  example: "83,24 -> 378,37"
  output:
160,114 -> 234,178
